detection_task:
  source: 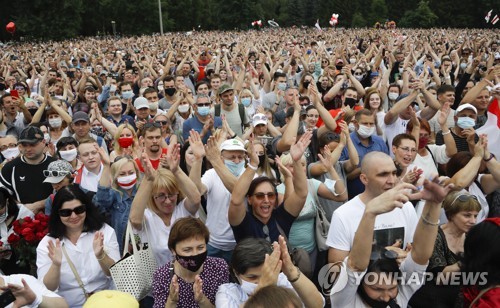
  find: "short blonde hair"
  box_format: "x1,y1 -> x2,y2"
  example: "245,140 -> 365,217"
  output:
149,168 -> 185,209
278,153 -> 305,183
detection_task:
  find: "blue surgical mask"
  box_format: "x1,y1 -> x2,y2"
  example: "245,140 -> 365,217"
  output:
277,82 -> 287,91
197,106 -> 211,116
456,117 -> 475,129
121,91 -> 134,99
460,63 -> 467,70
224,160 -> 245,177
241,97 -> 252,107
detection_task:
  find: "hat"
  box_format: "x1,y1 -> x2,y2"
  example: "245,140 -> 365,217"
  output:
83,290 -> 139,308
134,97 -> 149,110
43,160 -> 73,184
18,126 -> 44,144
336,59 -> 344,65
456,103 -> 477,114
218,84 -> 234,95
253,113 -> 268,126
206,63 -> 215,71
220,139 -> 246,152
72,111 -> 90,124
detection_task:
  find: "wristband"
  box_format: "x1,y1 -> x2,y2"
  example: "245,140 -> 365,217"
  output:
288,267 -> 301,283
28,294 -> 43,308
484,153 -> 495,162
230,133 -> 237,139
247,163 -> 258,171
441,130 -> 451,135
421,216 -> 440,226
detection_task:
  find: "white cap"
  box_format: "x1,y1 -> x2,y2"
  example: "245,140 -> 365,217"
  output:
134,97 -> 149,110
252,113 -> 268,127
456,103 -> 477,115
220,139 -> 246,152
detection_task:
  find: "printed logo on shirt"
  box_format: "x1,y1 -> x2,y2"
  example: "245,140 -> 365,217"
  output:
19,176 -> 25,181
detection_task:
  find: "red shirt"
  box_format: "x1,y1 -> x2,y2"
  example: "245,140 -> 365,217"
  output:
316,106 -> 364,131
135,148 -> 168,173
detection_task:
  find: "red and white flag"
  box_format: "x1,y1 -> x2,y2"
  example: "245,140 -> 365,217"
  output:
485,9 -> 493,23
492,14 -> 499,25
315,20 -> 322,31
477,98 -> 500,158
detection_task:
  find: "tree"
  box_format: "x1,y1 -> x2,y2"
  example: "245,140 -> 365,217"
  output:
368,0 -> 388,25
352,12 -> 367,28
399,1 -> 438,28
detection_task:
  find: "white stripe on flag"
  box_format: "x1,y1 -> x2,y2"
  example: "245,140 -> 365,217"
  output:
492,15 -> 499,25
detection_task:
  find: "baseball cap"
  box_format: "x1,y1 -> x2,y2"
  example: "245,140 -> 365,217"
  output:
456,103 -> 477,114
72,111 -> 90,124
18,126 -> 44,144
134,97 -> 149,110
252,113 -> 268,127
43,160 -> 73,184
83,290 -> 138,308
336,59 -> 344,65
218,84 -> 234,96
220,139 -> 246,152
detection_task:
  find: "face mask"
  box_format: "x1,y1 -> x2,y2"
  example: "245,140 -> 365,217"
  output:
303,81 -> 310,89
116,173 -> 137,190
336,65 -> 343,70
48,117 -> 62,128
28,109 -> 38,116
350,58 -> 356,64
241,97 -> 252,107
258,155 -> 265,167
398,67 -> 404,74
357,124 -> 376,138
197,106 -> 211,116
344,97 -> 357,108
456,117 -> 475,129
348,122 -> 356,132
224,160 -> 245,177
355,75 -> 364,81
165,88 -> 176,96
44,133 -> 51,143
388,92 -> 399,101
91,127 -> 104,137
121,90 -> 134,99
109,85 -> 117,92
0,206 -> 8,224
357,284 -> 399,308
460,63 -> 467,70
178,104 -> 190,113
1,147 -> 19,160
419,137 -> 429,149
149,101 -> 158,111
277,82 -> 287,91
118,137 -> 134,148
59,148 -> 78,162
240,278 -> 258,295
175,250 -> 207,272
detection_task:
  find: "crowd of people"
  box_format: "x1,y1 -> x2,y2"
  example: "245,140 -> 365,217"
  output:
0,26 -> 499,307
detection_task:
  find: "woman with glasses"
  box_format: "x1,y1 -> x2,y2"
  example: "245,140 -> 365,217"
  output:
409,191 -> 481,308
36,185 -> 120,308
109,123 -> 140,162
229,133 -> 310,243
154,113 -> 178,146
129,143 -> 201,267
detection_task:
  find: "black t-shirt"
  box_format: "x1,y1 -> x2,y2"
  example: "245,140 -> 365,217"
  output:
0,155 -> 56,203
435,130 -> 478,153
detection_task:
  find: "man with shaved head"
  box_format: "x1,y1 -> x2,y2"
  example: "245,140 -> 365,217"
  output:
326,152 -> 419,264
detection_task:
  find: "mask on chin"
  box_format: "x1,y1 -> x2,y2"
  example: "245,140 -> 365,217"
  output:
357,283 -> 400,308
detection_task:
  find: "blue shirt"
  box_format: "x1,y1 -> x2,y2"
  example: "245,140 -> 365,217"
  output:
106,115 -> 136,130
340,132 -> 389,199
182,115 -> 222,144
93,184 -> 137,252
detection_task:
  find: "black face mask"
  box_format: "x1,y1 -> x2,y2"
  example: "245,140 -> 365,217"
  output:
258,155 -> 266,167
336,65 -> 343,70
28,109 -> 38,116
165,87 -> 176,96
175,250 -> 207,272
357,283 -> 400,308
0,83 -> 5,91
303,81 -> 310,89
344,97 -> 357,108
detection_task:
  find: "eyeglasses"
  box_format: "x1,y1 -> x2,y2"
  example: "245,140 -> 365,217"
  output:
398,146 -> 417,154
262,224 -> 271,242
196,103 -> 211,107
0,143 -> 17,151
253,192 -> 277,201
44,170 -> 71,177
354,73 -> 363,76
155,121 -> 168,126
450,194 -> 478,208
144,122 -> 162,129
306,114 -> 319,118
59,205 -> 86,217
154,193 -> 179,203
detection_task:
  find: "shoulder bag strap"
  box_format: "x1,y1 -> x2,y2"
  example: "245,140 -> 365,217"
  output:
61,242 -> 89,298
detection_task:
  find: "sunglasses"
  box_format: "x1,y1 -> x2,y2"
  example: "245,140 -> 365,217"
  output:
143,122 -> 162,129
59,204 -> 86,217
114,155 -> 134,163
253,192 -> 277,200
44,170 -> 71,177
197,103 -> 211,107
155,121 -> 168,126
450,194 -> 478,207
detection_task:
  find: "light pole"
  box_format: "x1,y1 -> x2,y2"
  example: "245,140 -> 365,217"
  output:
158,0 -> 164,35
111,21 -> 116,36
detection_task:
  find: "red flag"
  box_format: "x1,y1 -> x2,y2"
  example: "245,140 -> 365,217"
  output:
492,15 -> 499,25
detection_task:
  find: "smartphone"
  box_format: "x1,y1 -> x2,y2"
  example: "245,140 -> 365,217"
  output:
10,90 -> 19,99
0,290 -> 15,308
86,66 -> 93,74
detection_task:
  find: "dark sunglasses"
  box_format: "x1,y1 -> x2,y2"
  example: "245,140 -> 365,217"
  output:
155,121 -> 168,126
43,170 -> 71,177
253,192 -> 277,200
196,103 -> 211,107
143,122 -> 161,129
450,194 -> 478,207
59,204 -> 86,217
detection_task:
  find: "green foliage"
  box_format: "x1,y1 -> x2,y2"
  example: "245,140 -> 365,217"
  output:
352,12 -> 367,28
399,1 -> 438,28
368,0 -> 389,25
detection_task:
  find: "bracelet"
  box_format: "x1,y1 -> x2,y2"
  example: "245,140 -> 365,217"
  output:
484,153 -> 495,162
28,294 -> 43,308
247,163 -> 258,171
442,130 -> 451,135
96,251 -> 106,261
288,267 -> 301,283
274,102 -> 280,105
421,216 -> 440,226
230,133 -> 237,139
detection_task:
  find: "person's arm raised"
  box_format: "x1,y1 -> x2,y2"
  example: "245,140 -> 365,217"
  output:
205,135 -> 238,192
188,130 -> 208,195
129,151 -> 155,230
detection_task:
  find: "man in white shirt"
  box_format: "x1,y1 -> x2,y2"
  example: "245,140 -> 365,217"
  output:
327,151 -> 419,264
75,138 -> 103,193
0,274 -> 67,307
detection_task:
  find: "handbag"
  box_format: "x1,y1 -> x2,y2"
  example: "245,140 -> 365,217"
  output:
309,180 -> 331,251
110,220 -> 157,300
61,243 -> 92,299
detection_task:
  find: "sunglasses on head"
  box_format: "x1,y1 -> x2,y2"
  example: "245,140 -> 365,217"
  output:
114,155 -> 134,163
155,121 -> 168,126
450,194 -> 478,207
59,204 -> 86,217
44,170 -> 71,177
143,122 -> 162,129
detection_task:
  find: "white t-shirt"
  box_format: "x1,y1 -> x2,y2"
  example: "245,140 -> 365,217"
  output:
326,196 -> 418,252
331,254 -> 427,307
36,224 -> 120,308
136,199 -> 198,267
1,274 -> 62,307
201,169 -> 237,251
385,117 -> 410,157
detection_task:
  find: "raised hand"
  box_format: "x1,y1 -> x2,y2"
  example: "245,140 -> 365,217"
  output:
93,231 -> 105,260
188,130 -> 206,160
204,136 -> 221,163
169,275 -> 179,303
141,150 -> 155,181
318,145 -> 335,170
275,155 -> 292,179
48,239 -> 62,266
256,242 -> 282,291
164,143 -> 180,173
95,144 -> 110,166
438,102 -> 451,127
278,236 -> 297,279
366,182 -> 417,216
289,130 -> 312,161
410,174 -> 454,203
247,136 -> 259,167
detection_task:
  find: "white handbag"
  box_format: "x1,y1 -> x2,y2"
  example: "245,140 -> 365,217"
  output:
110,220 -> 157,300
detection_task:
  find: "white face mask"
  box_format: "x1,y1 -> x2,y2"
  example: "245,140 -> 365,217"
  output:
388,92 -> 399,101
49,117 -> 62,128
357,124 -> 376,138
59,148 -> 78,162
349,58 -> 356,64
116,173 -> 137,190
178,104 -> 190,113
149,101 -> 159,111
348,122 -> 356,132
109,85 -> 117,92
240,278 -> 258,295
44,133 -> 51,143
1,147 -> 20,160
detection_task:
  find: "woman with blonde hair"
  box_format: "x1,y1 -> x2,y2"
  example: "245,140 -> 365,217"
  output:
109,123 -> 140,162
247,141 -> 277,183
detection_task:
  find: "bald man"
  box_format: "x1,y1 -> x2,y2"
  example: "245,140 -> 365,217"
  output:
326,152 -> 419,264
